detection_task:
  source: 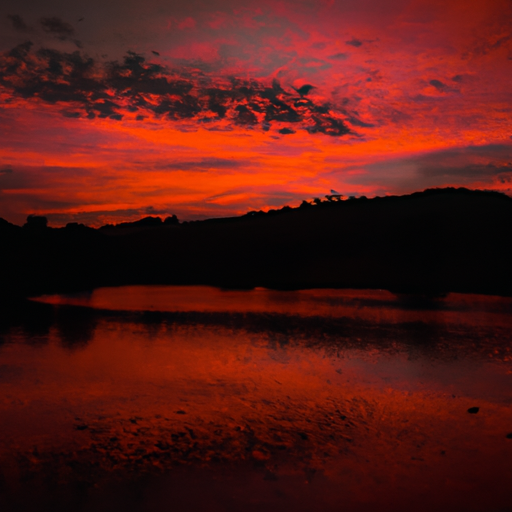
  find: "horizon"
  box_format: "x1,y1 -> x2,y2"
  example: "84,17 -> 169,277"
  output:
0,187 -> 512,229
2,186 -> 510,228
1,0 -> 511,226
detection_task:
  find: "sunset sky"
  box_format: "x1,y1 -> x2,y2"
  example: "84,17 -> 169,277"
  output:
0,0 -> 511,226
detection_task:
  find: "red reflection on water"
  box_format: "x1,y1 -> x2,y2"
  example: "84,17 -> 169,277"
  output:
1,288 -> 511,511
35,285 -> 512,327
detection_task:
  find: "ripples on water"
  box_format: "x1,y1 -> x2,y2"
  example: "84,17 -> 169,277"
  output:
1,287 -> 512,511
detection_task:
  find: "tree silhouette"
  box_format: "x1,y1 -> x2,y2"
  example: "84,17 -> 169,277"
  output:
164,215 -> 179,225
23,215 -> 48,229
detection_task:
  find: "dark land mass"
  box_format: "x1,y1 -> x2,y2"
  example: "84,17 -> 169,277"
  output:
1,187 -> 512,300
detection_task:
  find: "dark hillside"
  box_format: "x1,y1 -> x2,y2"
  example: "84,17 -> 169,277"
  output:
1,188 -> 511,299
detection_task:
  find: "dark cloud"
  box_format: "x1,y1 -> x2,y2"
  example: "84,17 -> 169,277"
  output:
40,17 -> 75,36
8,40 -> 33,59
429,79 -> 446,91
40,17 -> 80,47
346,38 -> 363,48
292,84 -> 314,96
0,167 -> 13,174
413,145 -> 512,180
278,128 -> 295,134
346,144 -> 512,190
0,43 -> 352,136
306,116 -> 350,137
143,158 -> 248,171
420,162 -> 512,179
465,34 -> 512,59
329,52 -> 349,60
443,144 -> 512,158
325,141 -> 512,198
310,42 -> 326,50
60,110 -> 81,118
345,115 -> 374,128
7,14 -> 29,32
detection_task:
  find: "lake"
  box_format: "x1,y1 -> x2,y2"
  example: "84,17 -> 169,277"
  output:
1,286 -> 512,511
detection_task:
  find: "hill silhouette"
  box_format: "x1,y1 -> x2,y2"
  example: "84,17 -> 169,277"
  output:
1,188 -> 511,300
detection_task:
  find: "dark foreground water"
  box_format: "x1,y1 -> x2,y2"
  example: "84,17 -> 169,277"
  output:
1,286 -> 512,512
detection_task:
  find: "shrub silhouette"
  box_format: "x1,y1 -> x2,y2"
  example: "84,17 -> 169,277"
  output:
164,215 -> 179,225
23,215 -> 48,229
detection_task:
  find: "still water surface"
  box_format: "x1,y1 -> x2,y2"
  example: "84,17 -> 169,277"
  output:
1,286 -> 512,511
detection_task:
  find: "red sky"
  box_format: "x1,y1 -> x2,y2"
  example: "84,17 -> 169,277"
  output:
0,0 -> 511,226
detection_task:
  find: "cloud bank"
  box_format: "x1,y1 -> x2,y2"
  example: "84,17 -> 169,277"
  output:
0,42 -> 351,136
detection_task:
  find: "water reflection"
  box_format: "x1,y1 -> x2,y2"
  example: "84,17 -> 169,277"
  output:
55,307 -> 98,350
33,285 -> 512,323
0,287 -> 511,511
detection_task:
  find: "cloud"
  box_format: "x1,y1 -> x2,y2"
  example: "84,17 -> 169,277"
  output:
345,38 -> 363,48
39,17 -> 81,47
7,14 -> 30,32
7,40 -> 33,59
139,157 -> 249,171
60,110 -> 81,118
420,162 -> 512,179
424,143 -> 512,160
40,17 -> 75,36
310,42 -> 326,50
427,78 -> 460,94
345,115 -> 374,128
0,44 -> 352,136
342,144 -> 512,191
328,52 -> 349,60
429,79 -> 446,91
465,33 -> 512,59
416,145 -> 512,178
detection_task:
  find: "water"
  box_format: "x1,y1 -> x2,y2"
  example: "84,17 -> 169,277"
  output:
1,286 -> 512,511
